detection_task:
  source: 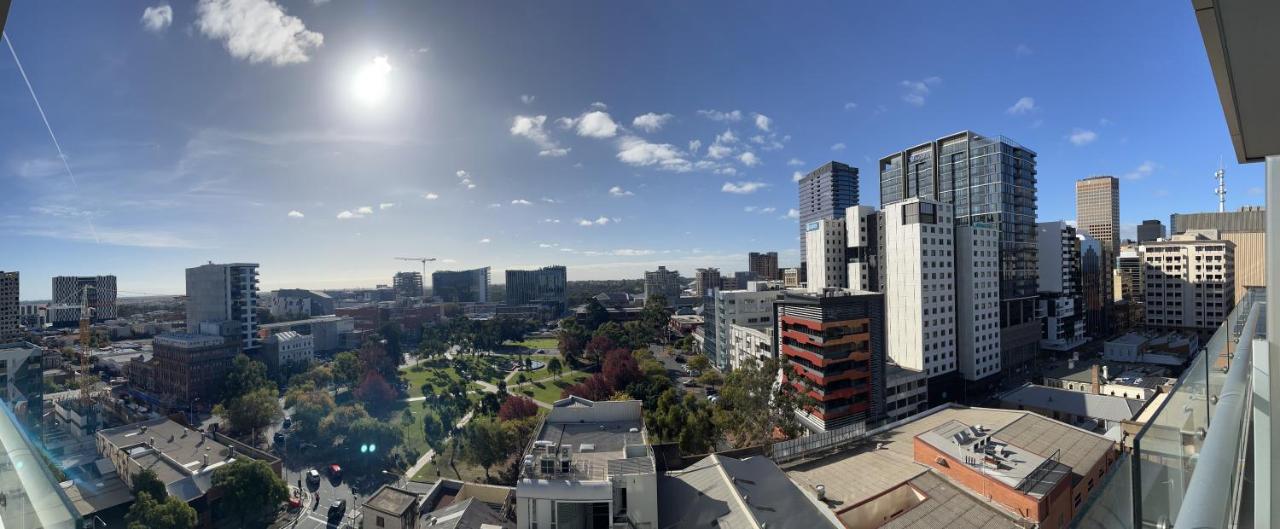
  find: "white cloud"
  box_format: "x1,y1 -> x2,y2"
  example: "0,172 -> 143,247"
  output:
196,0 -> 324,66
738,152 -> 761,167
843,102 -> 858,111
831,142 -> 847,151
1069,128 -> 1098,146
1015,43 -> 1033,57
616,136 -> 691,172
560,110 -> 619,138
538,243 -> 555,248
287,210 -> 304,218
715,130 -> 738,145
510,115 -> 569,156
721,181 -> 767,194
356,206 -> 373,215
632,112 -> 673,132
479,238 -> 491,244
792,171 -> 804,182
1006,96 -> 1036,115
1123,161 -> 1157,180
379,202 -> 394,210
589,101 -> 608,111
577,216 -> 615,227
612,248 -> 655,256
900,77 -> 941,106
541,218 -> 561,224
688,139 -> 702,155
336,210 -> 362,219
761,207 -> 777,213
753,113 -> 772,132
609,186 -> 634,197
697,109 -> 743,122
423,192 -> 439,200
511,199 -> 533,205
540,197 -> 560,203
744,206 -> 777,214
520,94 -> 535,105
141,4 -> 173,32
787,158 -> 805,167
706,145 -> 732,159
785,208 -> 799,219
714,167 -> 738,176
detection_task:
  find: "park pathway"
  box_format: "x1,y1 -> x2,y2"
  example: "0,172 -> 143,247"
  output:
403,410 -> 475,480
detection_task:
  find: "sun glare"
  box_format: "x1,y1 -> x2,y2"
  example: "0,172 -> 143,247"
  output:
351,55 -> 392,106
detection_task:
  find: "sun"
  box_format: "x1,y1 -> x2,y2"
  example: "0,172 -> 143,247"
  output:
351,55 -> 392,106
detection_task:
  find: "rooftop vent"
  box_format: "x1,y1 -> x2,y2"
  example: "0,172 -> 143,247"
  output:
815,484 -> 826,500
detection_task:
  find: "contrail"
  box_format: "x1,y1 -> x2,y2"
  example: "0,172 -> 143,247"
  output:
4,31 -> 99,243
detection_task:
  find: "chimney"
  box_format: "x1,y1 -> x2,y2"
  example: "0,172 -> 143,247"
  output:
1091,364 -> 1101,395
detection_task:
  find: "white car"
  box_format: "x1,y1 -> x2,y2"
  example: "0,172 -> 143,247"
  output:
306,469 -> 320,484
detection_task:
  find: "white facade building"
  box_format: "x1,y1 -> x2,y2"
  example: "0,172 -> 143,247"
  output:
804,218 -> 847,292
1035,221 -> 1088,352
708,283 -> 784,370
845,205 -> 880,291
262,331 -> 314,372
727,323 -> 773,370
956,224 -> 1002,381
883,198 -> 956,376
1139,230 -> 1236,331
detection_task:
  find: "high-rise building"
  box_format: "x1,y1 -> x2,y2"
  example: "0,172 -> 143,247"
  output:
0,272 -> 18,343
1137,219 -> 1166,242
1140,231 -> 1235,331
0,342 -> 44,433
392,271 -> 424,299
956,224 -> 1002,384
775,290 -> 885,432
505,265 -> 568,316
49,275 -> 118,327
804,217 -> 847,292
268,289 -> 335,319
880,131 -> 1040,378
798,161 -> 859,276
643,266 -> 682,301
185,263 -> 259,352
1076,176 -> 1121,253
1170,206 -> 1265,302
747,252 -> 779,281
149,333 -> 239,405
1035,221 -> 1087,351
883,198 -> 957,383
707,282 -> 785,370
431,267 -> 490,303
1079,233 -> 1110,338
1115,247 -> 1145,302
693,268 -> 722,297
845,205 -> 880,292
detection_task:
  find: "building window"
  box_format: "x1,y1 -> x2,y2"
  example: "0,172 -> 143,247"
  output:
376,516 -> 385,527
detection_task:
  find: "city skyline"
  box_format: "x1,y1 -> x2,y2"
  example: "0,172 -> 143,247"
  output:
3,1 -> 1267,299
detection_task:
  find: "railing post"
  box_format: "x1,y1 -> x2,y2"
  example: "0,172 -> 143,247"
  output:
1264,154 -> 1280,529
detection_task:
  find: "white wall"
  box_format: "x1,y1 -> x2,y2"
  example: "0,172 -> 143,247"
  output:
883,198 -> 956,376
956,225 -> 1001,381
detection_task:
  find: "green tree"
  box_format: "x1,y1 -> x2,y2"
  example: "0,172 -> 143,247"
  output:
321,404 -> 371,439
214,387 -> 282,443
458,417 -> 513,481
584,299 -> 611,331
224,355 -> 272,399
343,417 -> 404,464
646,389 -> 719,454
379,323 -> 404,360
557,319 -> 589,366
284,382 -> 335,439
131,469 -> 168,500
713,358 -> 804,447
547,357 -> 563,380
332,351 -> 362,388
125,492 -> 197,529
687,355 -> 711,372
211,459 -> 288,527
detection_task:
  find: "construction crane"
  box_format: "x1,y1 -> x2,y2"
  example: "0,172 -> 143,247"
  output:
75,285 -> 95,404
394,257 -> 436,297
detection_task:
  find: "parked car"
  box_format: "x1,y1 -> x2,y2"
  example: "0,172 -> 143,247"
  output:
327,499 -> 347,520
306,469 -> 321,484
329,464 -> 343,479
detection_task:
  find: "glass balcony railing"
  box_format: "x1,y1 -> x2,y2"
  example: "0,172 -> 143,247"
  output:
1074,287 -> 1265,529
0,398 -> 79,529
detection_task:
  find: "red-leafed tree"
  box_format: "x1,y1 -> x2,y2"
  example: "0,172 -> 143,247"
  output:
498,395 -> 540,422
584,335 -> 616,364
602,348 -> 642,390
354,371 -> 397,413
561,374 -> 613,401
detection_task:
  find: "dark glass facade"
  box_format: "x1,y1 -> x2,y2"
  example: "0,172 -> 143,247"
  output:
431,267 -> 490,303
505,266 -> 568,316
798,161 -> 859,270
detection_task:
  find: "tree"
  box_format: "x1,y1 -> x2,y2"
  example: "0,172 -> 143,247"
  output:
497,379 -> 508,395
498,395 -> 539,422
131,469 -> 167,501
640,294 -> 670,340
321,404 -> 371,439
288,364 -> 334,393
602,349 -> 642,390
583,299 -> 610,331
561,373 -> 613,401
343,417 -> 404,464
353,371 -> 398,414
357,340 -> 400,383
646,389 -> 719,454
211,459 -> 288,526
378,323 -> 404,361
285,382 -> 335,439
697,371 -> 723,386
591,322 -> 627,351
557,319 -> 589,366
713,358 -> 804,448
547,357 -> 564,380
687,355 -> 711,372
125,492 -> 197,529
330,350 -> 359,386
458,417 -> 513,481
224,355 -> 271,399
214,387 -> 283,443
625,373 -> 674,410
584,334 -> 617,364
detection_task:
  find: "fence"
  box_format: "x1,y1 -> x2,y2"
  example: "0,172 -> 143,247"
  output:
770,420 -> 867,464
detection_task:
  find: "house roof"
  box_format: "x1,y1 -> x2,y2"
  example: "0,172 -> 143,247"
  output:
421,497 -> 510,529
999,383 -> 1145,423
659,454 -> 839,529
364,485 -> 418,516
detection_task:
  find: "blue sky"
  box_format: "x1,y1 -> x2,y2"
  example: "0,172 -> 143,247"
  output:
1,1 -> 1265,300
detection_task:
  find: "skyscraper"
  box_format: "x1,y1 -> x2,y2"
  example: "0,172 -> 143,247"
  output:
392,271 -> 424,299
803,217 -> 847,291
643,266 -> 682,301
693,268 -> 722,297
50,275 -> 118,327
1075,176 -> 1121,253
845,205 -> 880,292
505,265 -> 568,316
798,161 -> 859,276
1036,221 -> 1087,351
1137,219 -> 1166,242
0,272 -> 18,343
431,267 -> 490,303
747,252 -> 779,281
185,263 -> 259,352
879,131 -> 1039,378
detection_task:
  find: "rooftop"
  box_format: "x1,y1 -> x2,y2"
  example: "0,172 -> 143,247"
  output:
364,485 -> 419,515
522,397 -> 651,482
659,454 -> 839,529
421,497 -> 511,529
1000,383 -> 1146,423
916,420 -> 1069,498
1041,358 -> 1171,387
97,418 -> 274,502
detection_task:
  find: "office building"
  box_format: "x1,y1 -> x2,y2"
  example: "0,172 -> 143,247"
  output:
0,341 -> 45,432
782,267 -> 801,288
17,303 -> 46,330
1140,231 -> 1235,331
1079,233 -> 1110,337
726,322 -> 773,370
643,266 -> 682,301
145,333 -> 239,406
707,282 -> 785,370
880,131 -> 1040,378
956,224 -> 1002,385
1076,176 -> 1121,253
431,267 -> 490,303
1137,219 -> 1166,242
798,161 -> 859,276
1170,206 -> 1265,301
693,268 -> 721,297
747,251 -> 779,281
258,314 -> 356,355
883,198 -> 958,398
268,289 -> 335,319
0,272 -> 17,343
845,205 -> 881,292
392,271 -> 424,299
1115,247 -> 1145,302
185,262 -> 260,352
804,217 -> 847,292
261,331 -> 314,373
1036,222 -> 1087,352
515,397 -> 657,529
49,275 -> 117,326
775,290 -> 885,432
505,265 -> 568,316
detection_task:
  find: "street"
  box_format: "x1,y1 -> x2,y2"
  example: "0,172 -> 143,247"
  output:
284,465 -> 360,529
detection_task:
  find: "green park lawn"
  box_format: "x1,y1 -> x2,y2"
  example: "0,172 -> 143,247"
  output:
402,357 -> 503,398
412,439 -> 491,483
518,370 -> 590,404
505,337 -> 559,350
